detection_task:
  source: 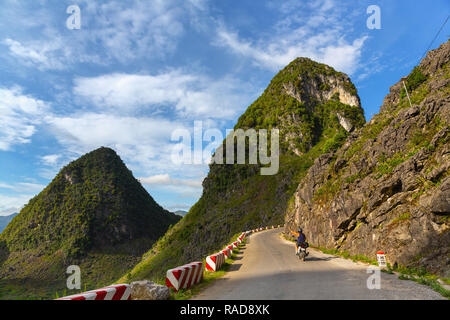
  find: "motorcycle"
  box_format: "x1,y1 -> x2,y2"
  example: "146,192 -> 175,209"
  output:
297,242 -> 309,261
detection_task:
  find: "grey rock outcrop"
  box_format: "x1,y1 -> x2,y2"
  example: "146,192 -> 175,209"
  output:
130,280 -> 170,300
336,112 -> 354,132
283,71 -> 360,108
278,58 -> 363,155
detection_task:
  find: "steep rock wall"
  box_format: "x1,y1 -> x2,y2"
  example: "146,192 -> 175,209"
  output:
285,41 -> 450,277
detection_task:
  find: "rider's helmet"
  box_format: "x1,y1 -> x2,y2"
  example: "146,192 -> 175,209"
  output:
298,228 -> 302,233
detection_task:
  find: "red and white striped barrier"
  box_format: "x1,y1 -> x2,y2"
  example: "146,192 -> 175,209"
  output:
248,225 -> 285,233
166,261 -> 203,292
179,264 -> 194,289
205,252 -> 225,272
167,228 -> 253,289
166,266 -> 186,292
186,262 -> 203,287
221,247 -> 232,259
56,284 -> 131,300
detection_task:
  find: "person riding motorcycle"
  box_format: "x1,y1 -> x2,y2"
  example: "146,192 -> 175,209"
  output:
290,228 -> 308,256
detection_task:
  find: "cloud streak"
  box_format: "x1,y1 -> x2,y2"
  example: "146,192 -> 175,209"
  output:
0,182 -> 45,193
139,174 -> 202,188
215,0 -> 367,75
0,86 -> 49,150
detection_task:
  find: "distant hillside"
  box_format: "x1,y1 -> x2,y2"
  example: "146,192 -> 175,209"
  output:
0,213 -> 18,234
0,147 -> 180,299
120,57 -> 365,283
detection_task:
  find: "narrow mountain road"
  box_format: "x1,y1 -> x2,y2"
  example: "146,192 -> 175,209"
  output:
192,229 -> 444,300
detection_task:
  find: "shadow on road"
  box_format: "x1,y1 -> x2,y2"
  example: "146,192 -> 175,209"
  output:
228,263 -> 242,272
305,256 -> 339,262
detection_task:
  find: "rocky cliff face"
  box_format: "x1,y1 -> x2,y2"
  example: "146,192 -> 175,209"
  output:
282,69 -> 360,108
285,41 -> 450,277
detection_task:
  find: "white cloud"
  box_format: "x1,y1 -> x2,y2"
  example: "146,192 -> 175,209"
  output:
3,38 -> 67,70
0,193 -> 36,216
45,112 -> 192,174
139,174 -> 202,188
73,72 -> 195,112
268,0 -> 335,14
0,86 -> 49,150
46,112 -> 183,151
0,182 -> 45,193
73,71 -> 256,119
40,154 -> 61,167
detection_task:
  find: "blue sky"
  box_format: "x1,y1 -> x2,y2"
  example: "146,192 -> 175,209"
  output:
0,0 -> 449,216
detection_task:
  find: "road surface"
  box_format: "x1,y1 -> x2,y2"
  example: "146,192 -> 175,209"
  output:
192,229 -> 444,300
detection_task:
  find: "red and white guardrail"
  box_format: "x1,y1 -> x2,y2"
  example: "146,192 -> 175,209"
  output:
205,252 -> 225,272
221,247 -> 232,259
165,261 -> 203,292
56,284 -> 131,300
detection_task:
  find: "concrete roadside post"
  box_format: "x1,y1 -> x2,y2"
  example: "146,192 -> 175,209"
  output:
376,251 -> 387,268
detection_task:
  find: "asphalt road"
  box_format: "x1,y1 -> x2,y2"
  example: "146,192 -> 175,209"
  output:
192,229 -> 444,300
